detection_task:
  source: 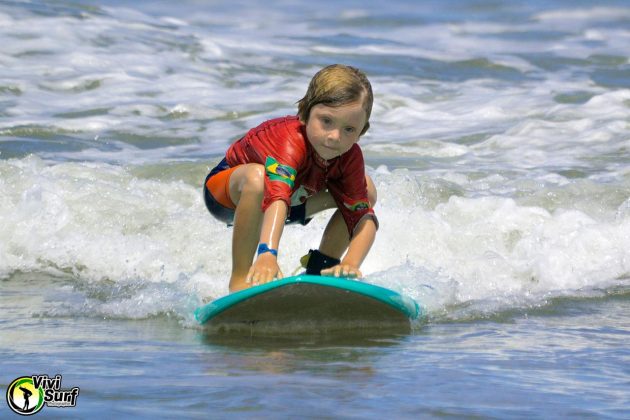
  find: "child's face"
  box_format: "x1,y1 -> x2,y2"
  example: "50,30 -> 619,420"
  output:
304,102 -> 367,160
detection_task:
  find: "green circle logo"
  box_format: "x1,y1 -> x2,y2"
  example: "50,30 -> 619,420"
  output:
6,377 -> 45,416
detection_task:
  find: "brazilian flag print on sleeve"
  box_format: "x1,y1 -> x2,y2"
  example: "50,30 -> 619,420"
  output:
265,156 -> 296,188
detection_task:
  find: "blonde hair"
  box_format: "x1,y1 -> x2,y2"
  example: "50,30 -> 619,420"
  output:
297,64 -> 373,135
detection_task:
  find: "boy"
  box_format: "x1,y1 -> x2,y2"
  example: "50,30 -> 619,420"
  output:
204,64 -> 378,292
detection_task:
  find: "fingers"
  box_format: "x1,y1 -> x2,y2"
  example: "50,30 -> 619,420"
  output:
245,260 -> 283,287
321,264 -> 363,279
245,265 -> 256,285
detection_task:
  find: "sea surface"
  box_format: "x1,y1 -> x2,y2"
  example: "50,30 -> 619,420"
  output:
1,0 -> 629,417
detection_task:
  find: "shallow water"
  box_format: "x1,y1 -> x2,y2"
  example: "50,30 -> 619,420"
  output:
1,0 -> 629,417
2,275 -> 629,417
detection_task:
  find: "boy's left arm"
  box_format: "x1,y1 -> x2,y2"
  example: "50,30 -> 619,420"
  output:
322,145 -> 378,278
321,216 -> 376,278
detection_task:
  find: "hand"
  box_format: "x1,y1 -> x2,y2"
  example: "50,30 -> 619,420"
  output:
321,264 -> 363,279
246,252 -> 284,287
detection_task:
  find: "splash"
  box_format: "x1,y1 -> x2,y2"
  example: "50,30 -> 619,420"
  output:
1,157 -> 628,322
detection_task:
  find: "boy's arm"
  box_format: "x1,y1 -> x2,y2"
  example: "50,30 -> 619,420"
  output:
321,216 -> 377,278
246,200 -> 287,286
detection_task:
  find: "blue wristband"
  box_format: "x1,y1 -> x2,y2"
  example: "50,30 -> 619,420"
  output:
257,243 -> 278,257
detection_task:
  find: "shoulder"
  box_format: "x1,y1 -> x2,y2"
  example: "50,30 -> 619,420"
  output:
326,144 -> 365,183
258,116 -> 308,166
258,115 -> 302,133
252,116 -> 302,143
339,144 -> 365,169
243,116 -> 301,143
344,143 -> 364,157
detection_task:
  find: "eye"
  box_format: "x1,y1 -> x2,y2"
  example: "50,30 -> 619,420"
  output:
321,116 -> 332,125
344,126 -> 356,135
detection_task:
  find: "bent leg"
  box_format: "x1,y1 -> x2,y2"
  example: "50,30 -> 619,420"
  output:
227,163 -> 265,292
315,174 -> 377,259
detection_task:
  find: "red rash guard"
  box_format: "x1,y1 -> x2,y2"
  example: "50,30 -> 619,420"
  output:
225,116 -> 378,237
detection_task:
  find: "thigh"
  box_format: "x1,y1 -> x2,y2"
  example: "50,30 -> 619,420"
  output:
305,174 -> 376,218
205,164 -> 239,210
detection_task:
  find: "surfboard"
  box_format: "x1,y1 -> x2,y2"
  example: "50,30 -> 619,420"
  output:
195,275 -> 421,335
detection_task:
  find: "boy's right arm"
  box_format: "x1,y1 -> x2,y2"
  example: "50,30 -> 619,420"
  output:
242,118 -> 306,286
246,200 -> 288,286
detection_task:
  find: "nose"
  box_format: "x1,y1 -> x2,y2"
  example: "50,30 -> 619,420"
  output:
327,128 -> 340,142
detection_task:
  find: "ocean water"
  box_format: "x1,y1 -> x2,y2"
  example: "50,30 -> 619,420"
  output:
1,0 -> 629,417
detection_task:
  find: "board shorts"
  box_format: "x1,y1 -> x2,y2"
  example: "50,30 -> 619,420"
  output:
203,158 -> 311,226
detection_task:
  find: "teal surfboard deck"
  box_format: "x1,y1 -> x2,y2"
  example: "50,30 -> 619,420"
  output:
195,275 -> 421,334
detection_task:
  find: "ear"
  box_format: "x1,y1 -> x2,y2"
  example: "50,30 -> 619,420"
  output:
298,109 -> 309,126
359,121 -> 370,137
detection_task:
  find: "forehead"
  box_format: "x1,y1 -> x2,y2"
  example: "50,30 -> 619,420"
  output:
311,102 -> 367,124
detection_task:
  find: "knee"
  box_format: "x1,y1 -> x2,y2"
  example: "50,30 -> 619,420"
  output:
366,175 -> 377,207
240,164 -> 265,195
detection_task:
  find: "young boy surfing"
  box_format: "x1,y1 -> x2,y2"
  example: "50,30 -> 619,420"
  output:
204,64 -> 378,292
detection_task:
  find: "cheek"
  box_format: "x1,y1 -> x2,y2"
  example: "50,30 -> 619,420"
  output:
304,122 -> 314,136
308,122 -> 323,138
306,125 -> 320,144
344,132 -> 360,144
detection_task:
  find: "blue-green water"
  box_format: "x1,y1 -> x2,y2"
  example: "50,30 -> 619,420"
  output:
1,0 -> 629,417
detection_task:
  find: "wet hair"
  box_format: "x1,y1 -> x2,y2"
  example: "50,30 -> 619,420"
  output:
297,64 -> 373,135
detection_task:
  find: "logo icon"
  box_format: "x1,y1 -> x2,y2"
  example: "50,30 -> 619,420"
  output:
6,377 -> 44,416
6,375 -> 79,416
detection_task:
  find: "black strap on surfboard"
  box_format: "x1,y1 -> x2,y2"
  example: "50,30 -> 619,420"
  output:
303,249 -> 341,275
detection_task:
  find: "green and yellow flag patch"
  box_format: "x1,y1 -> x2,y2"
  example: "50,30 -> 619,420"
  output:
265,156 -> 296,188
343,198 -> 370,212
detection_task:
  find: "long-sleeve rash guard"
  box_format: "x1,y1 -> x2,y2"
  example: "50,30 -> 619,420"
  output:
225,116 -> 378,236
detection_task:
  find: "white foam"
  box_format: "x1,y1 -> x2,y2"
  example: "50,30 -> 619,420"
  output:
535,7 -> 630,22
366,140 -> 469,158
0,156 -> 231,297
1,155 -> 629,321
365,171 -> 630,316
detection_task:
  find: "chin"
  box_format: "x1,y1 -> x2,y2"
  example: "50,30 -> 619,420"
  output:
315,149 -> 337,160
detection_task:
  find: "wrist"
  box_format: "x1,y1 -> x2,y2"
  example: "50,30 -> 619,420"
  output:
340,258 -> 360,269
257,243 -> 278,257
